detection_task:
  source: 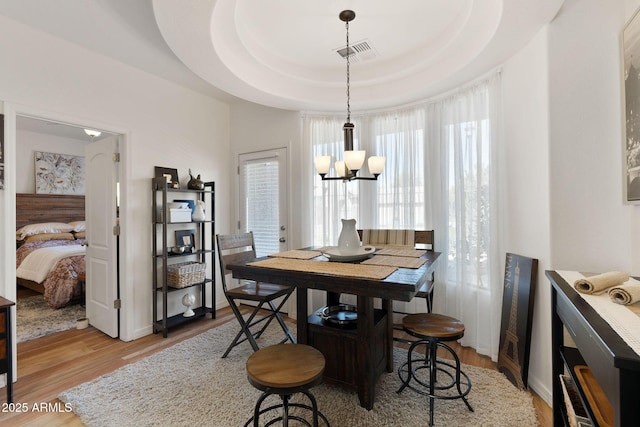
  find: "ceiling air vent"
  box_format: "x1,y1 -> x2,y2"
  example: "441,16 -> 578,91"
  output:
335,39 -> 377,63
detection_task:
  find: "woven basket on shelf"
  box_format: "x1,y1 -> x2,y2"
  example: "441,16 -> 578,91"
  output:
167,262 -> 206,288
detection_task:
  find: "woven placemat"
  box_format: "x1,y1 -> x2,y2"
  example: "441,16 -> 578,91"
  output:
376,248 -> 427,258
361,255 -> 427,269
247,257 -> 397,280
268,250 -> 322,260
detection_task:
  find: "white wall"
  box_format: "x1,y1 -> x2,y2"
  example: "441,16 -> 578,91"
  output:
548,0 -> 631,273
501,27 -> 553,402
15,129 -> 88,193
0,14 -> 231,342
228,101 -> 304,247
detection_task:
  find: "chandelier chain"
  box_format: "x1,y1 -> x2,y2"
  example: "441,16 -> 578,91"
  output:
346,19 -> 351,123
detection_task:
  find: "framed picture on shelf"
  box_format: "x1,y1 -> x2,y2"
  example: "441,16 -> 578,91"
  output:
155,166 -> 179,189
175,229 -> 196,252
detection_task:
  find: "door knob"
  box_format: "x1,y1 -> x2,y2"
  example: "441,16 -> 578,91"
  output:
279,237 -> 286,242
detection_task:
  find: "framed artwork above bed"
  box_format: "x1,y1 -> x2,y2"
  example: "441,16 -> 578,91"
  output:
35,151 -> 85,195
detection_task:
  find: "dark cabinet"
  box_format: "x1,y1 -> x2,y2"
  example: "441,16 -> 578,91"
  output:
548,270 -> 640,427
306,292 -> 388,391
0,296 -> 15,403
152,177 -> 215,337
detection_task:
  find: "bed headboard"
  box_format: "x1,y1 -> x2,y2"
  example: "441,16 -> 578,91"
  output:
16,193 -> 85,229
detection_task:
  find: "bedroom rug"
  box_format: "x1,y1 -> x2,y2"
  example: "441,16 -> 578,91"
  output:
17,295 -> 85,343
58,321 -> 539,427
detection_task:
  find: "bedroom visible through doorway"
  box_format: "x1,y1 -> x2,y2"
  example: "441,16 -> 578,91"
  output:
14,115 -> 121,340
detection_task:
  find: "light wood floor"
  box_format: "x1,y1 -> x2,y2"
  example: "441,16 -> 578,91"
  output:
1,306 -> 552,426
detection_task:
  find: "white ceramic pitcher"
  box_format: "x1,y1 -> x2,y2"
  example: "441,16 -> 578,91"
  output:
338,218 -> 361,255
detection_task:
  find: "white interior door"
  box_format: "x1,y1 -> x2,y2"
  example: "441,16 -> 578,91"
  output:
85,137 -> 119,337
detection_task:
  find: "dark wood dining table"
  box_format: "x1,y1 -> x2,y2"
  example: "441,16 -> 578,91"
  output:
227,247 -> 440,410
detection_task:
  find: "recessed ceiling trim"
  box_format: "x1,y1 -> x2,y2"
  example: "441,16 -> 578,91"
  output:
152,0 -> 564,111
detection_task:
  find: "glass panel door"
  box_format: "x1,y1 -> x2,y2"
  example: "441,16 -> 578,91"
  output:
238,148 -> 288,256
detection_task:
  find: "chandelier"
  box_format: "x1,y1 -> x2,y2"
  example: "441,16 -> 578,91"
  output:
314,10 -> 385,181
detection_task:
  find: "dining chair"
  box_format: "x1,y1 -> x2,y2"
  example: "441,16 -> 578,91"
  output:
216,232 -> 296,358
358,229 -> 436,313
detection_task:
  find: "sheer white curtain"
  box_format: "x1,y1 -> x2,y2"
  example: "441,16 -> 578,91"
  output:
303,73 -> 502,360
425,75 -> 502,359
359,111 -> 429,229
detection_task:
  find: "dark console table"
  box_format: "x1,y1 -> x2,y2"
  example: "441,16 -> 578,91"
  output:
548,270 -> 640,426
0,296 -> 15,403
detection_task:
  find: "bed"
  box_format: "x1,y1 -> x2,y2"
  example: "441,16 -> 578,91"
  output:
15,193 -> 86,309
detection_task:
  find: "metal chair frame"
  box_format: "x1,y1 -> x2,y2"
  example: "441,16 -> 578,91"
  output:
216,232 -> 295,358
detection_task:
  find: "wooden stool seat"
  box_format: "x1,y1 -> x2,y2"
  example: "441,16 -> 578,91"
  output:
245,344 -> 330,427
402,313 -> 465,340
247,344 -> 325,391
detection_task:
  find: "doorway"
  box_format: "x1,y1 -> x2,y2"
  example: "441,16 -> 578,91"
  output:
13,115 -> 121,339
238,148 -> 292,314
238,148 -> 289,255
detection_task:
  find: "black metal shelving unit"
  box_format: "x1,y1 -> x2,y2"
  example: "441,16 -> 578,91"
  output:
152,176 -> 215,337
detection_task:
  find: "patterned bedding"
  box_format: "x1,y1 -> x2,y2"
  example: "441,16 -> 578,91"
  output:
16,239 -> 86,309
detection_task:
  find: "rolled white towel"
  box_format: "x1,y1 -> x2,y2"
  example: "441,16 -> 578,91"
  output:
609,279 -> 640,305
574,271 -> 629,294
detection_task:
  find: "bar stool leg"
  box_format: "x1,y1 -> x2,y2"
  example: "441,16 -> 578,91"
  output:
299,390 -> 320,427
397,339 -> 421,393
428,339 -> 437,426
282,394 -> 290,427
253,392 -> 270,427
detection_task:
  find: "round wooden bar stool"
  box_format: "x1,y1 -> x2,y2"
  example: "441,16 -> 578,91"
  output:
245,344 -> 330,427
396,313 -> 473,426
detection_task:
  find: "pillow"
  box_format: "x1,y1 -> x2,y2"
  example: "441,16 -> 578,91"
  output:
24,232 -> 75,243
16,222 -> 74,240
73,231 -> 86,239
68,221 -> 86,232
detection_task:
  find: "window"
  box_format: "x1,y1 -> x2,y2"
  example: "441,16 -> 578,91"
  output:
305,74 -> 501,358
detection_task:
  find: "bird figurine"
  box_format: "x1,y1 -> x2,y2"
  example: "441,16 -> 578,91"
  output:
187,169 -> 204,190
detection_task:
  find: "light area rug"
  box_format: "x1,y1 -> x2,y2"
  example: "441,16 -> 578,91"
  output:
59,321 -> 539,427
17,295 -> 85,343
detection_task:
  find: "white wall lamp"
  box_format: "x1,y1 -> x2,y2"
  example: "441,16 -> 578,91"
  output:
314,10 -> 385,182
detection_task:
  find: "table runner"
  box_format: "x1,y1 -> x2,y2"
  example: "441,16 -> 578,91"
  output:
375,248 -> 426,258
361,255 -> 427,269
247,257 -> 398,280
268,250 -> 322,260
557,270 -> 640,357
